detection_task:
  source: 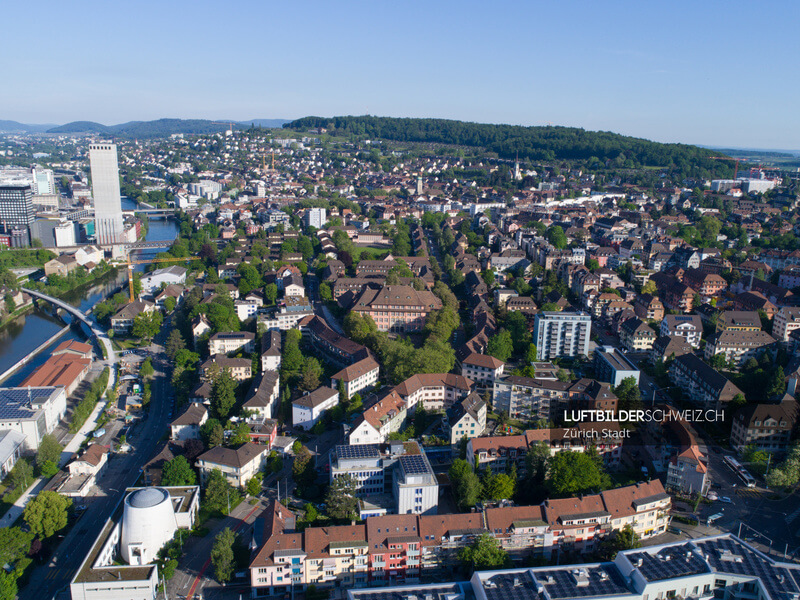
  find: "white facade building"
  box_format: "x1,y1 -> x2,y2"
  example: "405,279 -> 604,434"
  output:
774,306 -> 800,342
0,387 -> 67,450
393,452 -> 439,515
208,331 -> 256,355
54,221 -> 77,247
330,357 -> 380,399
305,207 -> 327,229
533,311 -> 591,360
292,386 -> 338,430
70,486 -> 199,600
461,353 -> 505,386
89,143 -> 125,245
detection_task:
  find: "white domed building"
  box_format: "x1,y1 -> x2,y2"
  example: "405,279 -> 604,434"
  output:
121,487 -> 179,565
70,485 -> 199,600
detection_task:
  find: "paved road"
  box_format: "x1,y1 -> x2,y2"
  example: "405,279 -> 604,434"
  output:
425,228 -> 449,284
168,498 -> 265,600
21,324 -> 174,600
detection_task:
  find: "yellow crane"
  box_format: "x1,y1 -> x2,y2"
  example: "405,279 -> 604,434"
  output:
125,254 -> 198,302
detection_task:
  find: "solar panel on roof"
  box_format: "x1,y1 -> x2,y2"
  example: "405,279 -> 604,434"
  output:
400,454 -> 429,475
535,565 -> 629,599
482,573 -> 542,600
694,538 -> 800,600
627,545 -> 708,581
337,444 -> 381,460
0,387 -> 58,420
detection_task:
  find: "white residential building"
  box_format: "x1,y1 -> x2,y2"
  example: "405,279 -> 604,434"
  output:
773,306 -> 800,342
330,357 -> 380,399
260,331 -> 282,372
461,353 -> 505,387
393,451 -> 439,515
533,311 -> 591,360
208,331 -> 256,355
170,404 -> 209,441
305,207 -> 327,229
292,386 -> 339,430
235,299 -> 260,321
0,387 -> 67,450
660,314 -> 703,348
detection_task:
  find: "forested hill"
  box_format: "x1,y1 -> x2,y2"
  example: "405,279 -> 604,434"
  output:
46,118 -> 288,138
285,115 -> 731,174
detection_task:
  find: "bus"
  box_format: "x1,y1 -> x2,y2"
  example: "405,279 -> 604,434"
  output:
724,455 -> 757,488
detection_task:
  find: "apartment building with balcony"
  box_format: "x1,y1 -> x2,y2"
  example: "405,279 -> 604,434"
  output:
349,534 -> 800,600
619,318 -> 656,351
704,329 -> 777,368
773,306 -> 800,342
533,311 -> 591,360
660,314 -> 703,348
730,399 -> 798,453
393,373 -> 474,411
250,482 -> 673,597
492,375 -> 573,421
668,354 -> 743,410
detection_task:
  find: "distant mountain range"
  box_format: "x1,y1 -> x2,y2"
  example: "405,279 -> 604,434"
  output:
0,120 -> 58,133
0,118 -> 289,137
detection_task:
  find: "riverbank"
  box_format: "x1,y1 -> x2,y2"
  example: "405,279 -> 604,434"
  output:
0,324 -> 71,384
0,301 -> 35,332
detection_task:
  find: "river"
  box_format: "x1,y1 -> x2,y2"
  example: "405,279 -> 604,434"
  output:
0,199 -> 179,386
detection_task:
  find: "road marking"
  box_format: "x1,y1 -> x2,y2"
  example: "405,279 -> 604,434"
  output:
786,506 -> 800,524
185,502 -> 261,599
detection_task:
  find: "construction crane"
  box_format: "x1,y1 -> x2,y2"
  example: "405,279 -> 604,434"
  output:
212,121 -> 235,134
125,253 -> 198,303
709,156 -> 742,179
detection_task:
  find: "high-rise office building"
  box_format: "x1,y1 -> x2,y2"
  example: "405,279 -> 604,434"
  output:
0,184 -> 35,246
89,143 -> 124,245
533,311 -> 592,360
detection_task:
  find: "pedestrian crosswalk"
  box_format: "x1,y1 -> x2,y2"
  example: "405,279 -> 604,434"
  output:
786,505 -> 800,524
736,489 -> 762,500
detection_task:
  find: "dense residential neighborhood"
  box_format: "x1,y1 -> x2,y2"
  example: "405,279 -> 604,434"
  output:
1,121 -> 800,600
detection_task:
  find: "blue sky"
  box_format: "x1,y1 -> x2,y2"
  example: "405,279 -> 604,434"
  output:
2,0 -> 798,149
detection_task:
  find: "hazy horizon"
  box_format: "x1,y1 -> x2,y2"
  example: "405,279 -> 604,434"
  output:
1,0 -> 798,149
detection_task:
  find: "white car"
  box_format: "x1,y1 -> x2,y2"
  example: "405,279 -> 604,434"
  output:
706,491 -> 719,501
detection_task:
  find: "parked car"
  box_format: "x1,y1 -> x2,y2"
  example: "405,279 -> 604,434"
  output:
706,491 -> 718,501
719,496 -> 733,503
